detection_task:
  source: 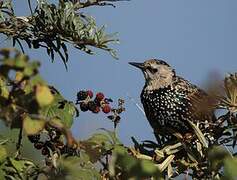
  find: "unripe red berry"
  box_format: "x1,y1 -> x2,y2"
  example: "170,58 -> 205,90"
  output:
96,92 -> 104,101
93,106 -> 100,113
87,90 -> 93,98
102,104 -> 111,114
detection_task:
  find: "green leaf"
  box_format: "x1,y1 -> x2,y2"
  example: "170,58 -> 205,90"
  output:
14,54 -> 28,68
86,133 -> 112,146
81,132 -> 114,162
23,66 -> 34,77
49,118 -> 65,129
0,0 -> 120,66
140,159 -> 159,175
23,116 -> 46,135
0,146 -> 7,164
9,158 -> 26,173
24,75 -> 45,94
110,150 -> 162,179
99,128 -> 121,144
0,168 -> 5,180
3,157 -> 37,179
41,89 -> 76,128
208,146 -> 230,171
57,154 -> 100,180
223,157 -> 237,180
0,77 -> 9,98
36,85 -> 54,107
42,102 -> 75,128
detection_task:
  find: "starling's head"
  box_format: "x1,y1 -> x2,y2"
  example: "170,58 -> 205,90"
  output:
129,59 -> 175,90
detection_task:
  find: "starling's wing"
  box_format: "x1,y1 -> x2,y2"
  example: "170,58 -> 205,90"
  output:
173,76 -> 215,124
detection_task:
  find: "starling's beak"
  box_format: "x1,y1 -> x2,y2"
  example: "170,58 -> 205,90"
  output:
128,62 -> 145,70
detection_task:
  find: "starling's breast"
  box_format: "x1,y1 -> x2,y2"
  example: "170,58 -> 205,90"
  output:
141,86 -> 192,132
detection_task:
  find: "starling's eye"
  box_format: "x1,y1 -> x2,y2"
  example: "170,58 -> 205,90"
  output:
147,67 -> 158,74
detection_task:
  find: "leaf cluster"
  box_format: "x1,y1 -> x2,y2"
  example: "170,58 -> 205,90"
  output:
0,0 -> 121,68
0,48 -> 78,145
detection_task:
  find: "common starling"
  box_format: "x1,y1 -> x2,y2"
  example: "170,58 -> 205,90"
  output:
129,59 -> 216,143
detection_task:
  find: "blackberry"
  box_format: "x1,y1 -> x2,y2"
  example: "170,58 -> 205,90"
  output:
94,98 -> 101,106
34,142 -> 44,150
129,59 -> 217,143
87,101 -> 97,112
28,134 -> 40,143
77,90 -> 88,101
41,147 -> 50,156
80,102 -> 88,112
45,141 -> 56,151
49,129 -> 61,141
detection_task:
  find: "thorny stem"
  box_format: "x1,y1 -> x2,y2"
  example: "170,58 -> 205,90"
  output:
16,126 -> 23,156
27,0 -> 33,15
73,0 -> 129,9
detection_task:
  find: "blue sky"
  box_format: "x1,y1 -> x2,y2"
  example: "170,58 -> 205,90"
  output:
3,0 -> 237,145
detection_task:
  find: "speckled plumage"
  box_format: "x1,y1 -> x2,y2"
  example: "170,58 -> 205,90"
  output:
130,59 -> 215,139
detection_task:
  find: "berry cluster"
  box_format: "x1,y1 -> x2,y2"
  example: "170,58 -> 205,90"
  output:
28,128 -> 78,157
76,90 -> 111,114
28,134 -> 53,157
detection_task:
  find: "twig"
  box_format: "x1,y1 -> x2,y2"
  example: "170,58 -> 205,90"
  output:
16,126 -> 23,154
15,38 -> 25,53
74,0 -> 129,9
127,93 -> 145,116
27,0 -> 33,15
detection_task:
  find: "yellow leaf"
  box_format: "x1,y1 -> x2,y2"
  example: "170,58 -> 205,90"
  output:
36,85 -> 54,107
0,146 -> 7,163
23,116 -> 46,135
0,77 -> 9,98
15,72 -> 24,82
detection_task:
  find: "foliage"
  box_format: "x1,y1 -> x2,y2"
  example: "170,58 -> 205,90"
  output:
0,48 -> 77,144
0,0 -> 236,180
0,0 -> 122,68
